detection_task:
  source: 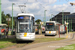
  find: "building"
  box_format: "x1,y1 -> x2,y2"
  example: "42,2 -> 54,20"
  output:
51,12 -> 75,31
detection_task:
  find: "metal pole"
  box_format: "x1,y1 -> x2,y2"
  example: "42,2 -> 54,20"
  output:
67,16 -> 68,34
65,16 -> 66,21
62,10 -> 63,24
69,20 -> 70,32
0,0 -> 1,24
12,3 -> 13,33
71,19 -> 72,31
51,14 -> 52,21
59,25 -> 60,38
62,10 -> 64,24
55,17 -> 57,21
44,10 -> 47,25
41,23 -> 42,35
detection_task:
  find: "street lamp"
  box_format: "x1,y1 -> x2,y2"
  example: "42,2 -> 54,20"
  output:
12,3 -> 15,33
51,14 -> 54,21
44,10 -> 47,25
0,0 -> 1,24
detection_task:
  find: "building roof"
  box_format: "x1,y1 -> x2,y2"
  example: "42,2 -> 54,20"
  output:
0,24 -> 7,26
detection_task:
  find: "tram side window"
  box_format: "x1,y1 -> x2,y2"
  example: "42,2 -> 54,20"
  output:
31,17 -> 35,33
31,17 -> 35,26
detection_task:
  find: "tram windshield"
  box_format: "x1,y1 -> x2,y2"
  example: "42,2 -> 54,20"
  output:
46,23 -> 55,31
17,15 -> 34,33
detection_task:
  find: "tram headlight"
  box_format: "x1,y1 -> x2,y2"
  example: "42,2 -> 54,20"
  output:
46,31 -> 48,33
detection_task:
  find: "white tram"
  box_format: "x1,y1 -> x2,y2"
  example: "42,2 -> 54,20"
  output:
16,13 -> 35,41
45,21 -> 61,36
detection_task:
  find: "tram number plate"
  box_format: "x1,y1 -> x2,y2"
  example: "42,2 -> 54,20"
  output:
24,33 -> 27,37
49,31 -> 51,34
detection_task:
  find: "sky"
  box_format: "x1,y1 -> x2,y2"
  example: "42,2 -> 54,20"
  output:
1,0 -> 75,21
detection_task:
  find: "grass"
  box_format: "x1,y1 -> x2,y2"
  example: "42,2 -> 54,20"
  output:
34,38 -> 65,43
69,32 -> 75,33
0,38 -> 65,49
0,38 -> 16,49
56,44 -> 75,50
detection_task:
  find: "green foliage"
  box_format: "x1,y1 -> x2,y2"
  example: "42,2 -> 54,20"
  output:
38,25 -> 41,29
35,19 -> 41,24
1,11 -> 15,28
56,44 -> 75,50
2,11 -> 6,24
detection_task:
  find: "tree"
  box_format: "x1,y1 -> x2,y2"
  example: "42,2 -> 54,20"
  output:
35,19 -> 42,29
35,19 -> 42,24
1,11 -> 15,28
2,11 -> 6,24
6,14 -> 15,28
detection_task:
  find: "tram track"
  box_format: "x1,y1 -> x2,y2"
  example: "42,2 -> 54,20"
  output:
14,33 -> 75,50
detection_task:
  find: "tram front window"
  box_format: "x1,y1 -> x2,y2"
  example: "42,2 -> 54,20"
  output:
46,23 -> 55,31
19,24 -> 28,32
17,15 -> 34,33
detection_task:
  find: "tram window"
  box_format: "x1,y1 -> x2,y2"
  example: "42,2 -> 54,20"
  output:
31,17 -> 35,25
46,23 -> 55,31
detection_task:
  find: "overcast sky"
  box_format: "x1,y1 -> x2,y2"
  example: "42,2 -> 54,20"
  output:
1,0 -> 75,21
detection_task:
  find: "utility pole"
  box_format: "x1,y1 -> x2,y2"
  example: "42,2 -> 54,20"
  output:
71,19 -> 72,31
65,16 -> 66,21
12,3 -> 15,33
44,10 -> 47,25
0,0 -> 1,24
69,20 -> 70,32
55,17 -> 57,21
67,16 -> 68,34
51,14 -> 52,21
62,10 -> 64,24
70,2 -> 75,31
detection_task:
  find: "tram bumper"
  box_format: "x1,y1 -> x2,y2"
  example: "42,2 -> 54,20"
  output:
16,36 -> 35,41
45,31 -> 56,35
45,33 -> 56,35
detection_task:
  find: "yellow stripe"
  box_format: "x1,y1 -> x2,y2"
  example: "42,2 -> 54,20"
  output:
24,33 -> 27,37
66,35 -> 68,38
49,31 -> 51,34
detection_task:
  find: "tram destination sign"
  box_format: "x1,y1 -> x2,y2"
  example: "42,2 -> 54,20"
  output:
18,16 -> 30,19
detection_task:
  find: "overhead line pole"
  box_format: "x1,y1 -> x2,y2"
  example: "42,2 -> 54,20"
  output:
44,10 -> 47,25
12,3 -> 15,34
0,0 -> 1,24
62,10 -> 63,24
71,19 -> 72,31
67,16 -> 68,34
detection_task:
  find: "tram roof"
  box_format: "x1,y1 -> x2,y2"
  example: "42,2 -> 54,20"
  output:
17,13 -> 34,17
46,21 -> 61,24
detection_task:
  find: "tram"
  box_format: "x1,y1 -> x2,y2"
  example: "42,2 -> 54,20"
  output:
45,21 -> 61,36
16,13 -> 35,41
